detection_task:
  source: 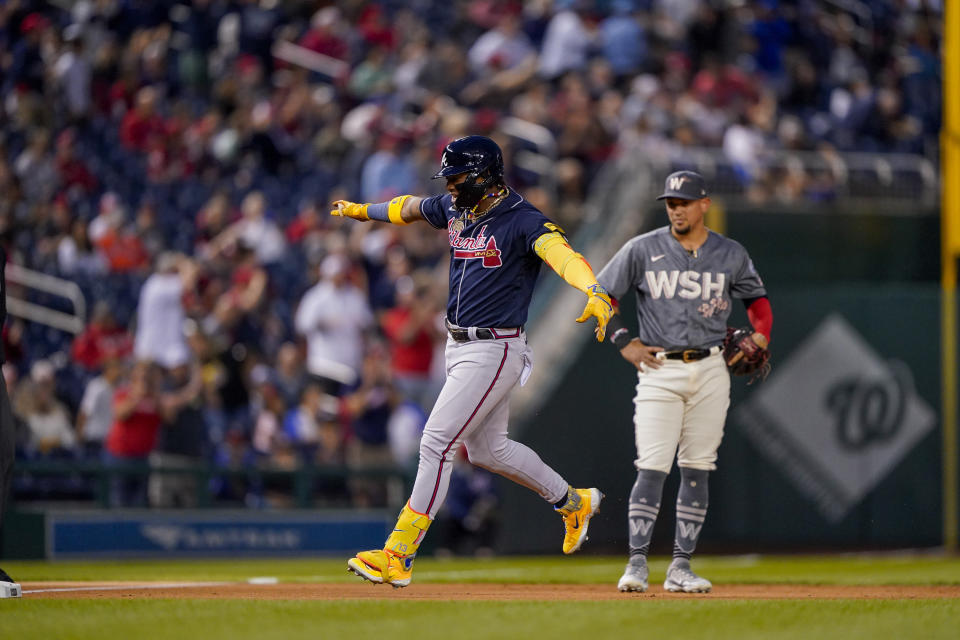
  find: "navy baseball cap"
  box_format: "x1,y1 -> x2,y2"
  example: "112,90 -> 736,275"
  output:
656,171 -> 708,200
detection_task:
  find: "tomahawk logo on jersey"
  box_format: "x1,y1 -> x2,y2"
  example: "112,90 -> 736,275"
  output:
419,190 -> 561,328
450,223 -> 503,268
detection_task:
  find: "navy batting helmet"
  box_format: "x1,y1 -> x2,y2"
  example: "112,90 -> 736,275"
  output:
433,135 -> 504,212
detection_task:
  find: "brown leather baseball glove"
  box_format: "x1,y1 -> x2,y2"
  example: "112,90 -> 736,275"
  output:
722,327 -> 771,383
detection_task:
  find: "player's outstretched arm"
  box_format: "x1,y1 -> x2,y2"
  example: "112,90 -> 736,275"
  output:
533,231 -> 613,341
331,195 -> 426,225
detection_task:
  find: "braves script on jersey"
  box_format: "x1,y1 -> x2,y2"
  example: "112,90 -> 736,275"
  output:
420,190 -> 556,328
597,227 -> 766,350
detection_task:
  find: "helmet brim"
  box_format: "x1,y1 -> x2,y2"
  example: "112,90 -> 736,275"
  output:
433,166 -> 473,179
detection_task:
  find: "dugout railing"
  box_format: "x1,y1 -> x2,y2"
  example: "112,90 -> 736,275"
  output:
11,459 -> 409,510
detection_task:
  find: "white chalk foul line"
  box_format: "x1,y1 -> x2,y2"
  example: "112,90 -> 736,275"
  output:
24,581 -> 233,594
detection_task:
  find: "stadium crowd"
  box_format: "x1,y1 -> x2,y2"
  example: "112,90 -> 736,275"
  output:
0,0 -> 942,511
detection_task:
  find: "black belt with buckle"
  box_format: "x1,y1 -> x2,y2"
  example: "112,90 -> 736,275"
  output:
663,348 -> 714,363
446,320 -> 522,342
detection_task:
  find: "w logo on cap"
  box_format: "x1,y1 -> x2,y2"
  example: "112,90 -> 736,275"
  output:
657,171 -> 707,200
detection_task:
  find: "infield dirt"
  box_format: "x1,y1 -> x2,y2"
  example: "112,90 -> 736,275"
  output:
20,582 -> 960,600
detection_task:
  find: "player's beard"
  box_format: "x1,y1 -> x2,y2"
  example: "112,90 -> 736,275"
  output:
671,220 -> 690,235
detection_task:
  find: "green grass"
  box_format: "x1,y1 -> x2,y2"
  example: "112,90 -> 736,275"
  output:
4,553 -> 960,584
2,555 -> 958,640
3,599 -> 958,640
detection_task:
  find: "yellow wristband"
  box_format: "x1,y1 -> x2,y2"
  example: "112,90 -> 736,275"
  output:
388,195 -> 412,225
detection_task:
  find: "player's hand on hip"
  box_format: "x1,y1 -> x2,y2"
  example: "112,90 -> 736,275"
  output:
619,338 -> 663,371
330,200 -> 369,221
576,284 -> 614,342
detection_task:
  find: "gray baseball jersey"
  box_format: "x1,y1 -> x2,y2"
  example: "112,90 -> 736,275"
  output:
597,226 -> 766,351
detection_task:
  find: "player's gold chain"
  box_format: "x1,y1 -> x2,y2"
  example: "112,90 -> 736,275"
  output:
464,187 -> 509,222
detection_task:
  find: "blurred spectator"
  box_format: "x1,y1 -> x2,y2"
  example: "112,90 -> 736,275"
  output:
468,11 -> 536,76
283,382 -> 343,466
387,398 -> 427,471
250,363 -> 292,462
380,275 -> 443,413
600,2 -> 647,80
5,12 -> 51,94
347,46 -> 394,100
360,133 -> 418,203
22,360 -> 77,456
149,362 -> 207,508
133,253 -> 198,370
76,356 -> 125,459
53,129 -> 98,196
14,131 -> 58,204
71,300 -> 134,372
2,364 -> 30,452
104,360 -> 164,507
88,192 -> 125,245
298,7 -> 348,61
209,191 -> 286,266
273,342 -> 306,410
132,199 -> 165,261
295,254 -> 373,395
119,86 -> 166,152
538,2 -> 593,80
342,345 -> 399,507
195,191 -> 234,258
58,217 -> 109,278
54,32 -> 93,124
207,241 -> 268,337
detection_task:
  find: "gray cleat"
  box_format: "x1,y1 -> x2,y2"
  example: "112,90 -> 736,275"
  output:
663,560 -> 712,593
617,556 -> 649,592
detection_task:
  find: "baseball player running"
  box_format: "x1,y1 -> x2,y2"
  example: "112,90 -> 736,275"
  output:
591,171 -> 772,593
332,135 -> 611,587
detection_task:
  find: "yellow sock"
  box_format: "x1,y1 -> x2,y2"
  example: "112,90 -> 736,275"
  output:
384,502 -> 432,557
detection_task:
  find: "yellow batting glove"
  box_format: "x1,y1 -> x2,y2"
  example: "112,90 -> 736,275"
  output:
576,284 -> 614,342
331,200 -> 370,221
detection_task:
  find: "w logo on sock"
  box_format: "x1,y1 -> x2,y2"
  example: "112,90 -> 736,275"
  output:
630,518 -> 654,537
677,521 -> 702,539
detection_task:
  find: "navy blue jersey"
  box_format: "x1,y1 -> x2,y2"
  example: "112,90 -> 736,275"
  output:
419,189 -> 557,328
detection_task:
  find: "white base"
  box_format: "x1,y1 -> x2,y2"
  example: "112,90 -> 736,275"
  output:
0,581 -> 22,598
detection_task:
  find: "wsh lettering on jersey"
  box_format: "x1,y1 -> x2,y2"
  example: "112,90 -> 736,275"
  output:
646,270 -> 726,300
450,223 -> 502,268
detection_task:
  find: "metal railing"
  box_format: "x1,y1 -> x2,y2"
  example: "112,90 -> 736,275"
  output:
611,146 -> 938,212
5,264 -> 87,334
13,459 -> 409,510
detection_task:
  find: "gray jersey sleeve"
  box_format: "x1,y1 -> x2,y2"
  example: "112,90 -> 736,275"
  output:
729,243 -> 766,299
597,237 -> 644,300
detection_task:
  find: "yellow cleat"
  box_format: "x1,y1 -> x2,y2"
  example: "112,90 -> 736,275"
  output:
556,487 -> 604,554
347,549 -> 415,588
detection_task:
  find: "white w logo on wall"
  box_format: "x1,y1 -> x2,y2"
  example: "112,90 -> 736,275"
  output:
677,521 -> 703,539
734,314 -> 935,522
668,176 -> 687,190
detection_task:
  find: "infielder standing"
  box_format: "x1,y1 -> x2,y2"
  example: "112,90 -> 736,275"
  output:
332,135 -> 612,587
593,171 -> 772,593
